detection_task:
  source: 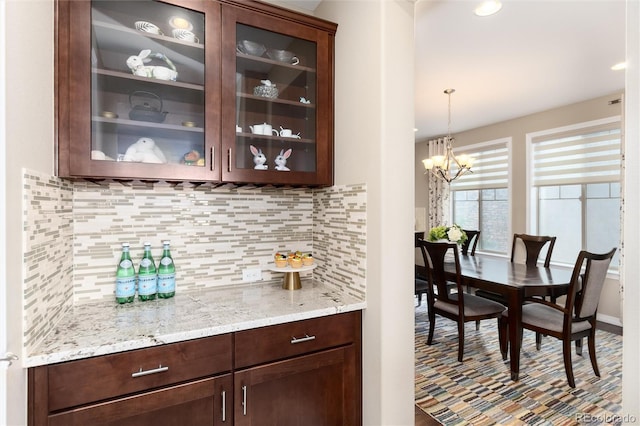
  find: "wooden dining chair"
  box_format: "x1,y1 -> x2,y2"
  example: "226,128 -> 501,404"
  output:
498,247 -> 616,388
476,233 -> 557,304
511,233 -> 556,268
460,230 -> 480,256
418,240 -> 506,362
475,233 -> 558,338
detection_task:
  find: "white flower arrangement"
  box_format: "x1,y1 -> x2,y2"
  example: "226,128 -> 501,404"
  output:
427,224 -> 468,245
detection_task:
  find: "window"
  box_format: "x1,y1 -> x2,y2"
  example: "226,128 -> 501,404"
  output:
529,117 -> 621,269
451,139 -> 510,254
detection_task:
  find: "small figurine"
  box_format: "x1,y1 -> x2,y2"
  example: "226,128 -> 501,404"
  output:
250,145 -> 268,170
299,97 -> 311,104
126,49 -> 178,81
122,137 -> 167,163
274,148 -> 292,171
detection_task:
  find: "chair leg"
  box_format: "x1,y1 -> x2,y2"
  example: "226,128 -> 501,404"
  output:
562,337 -> 576,388
427,311 -> 436,345
575,338 -> 583,356
476,320 -> 480,331
535,332 -> 542,350
588,329 -> 600,377
457,320 -> 465,362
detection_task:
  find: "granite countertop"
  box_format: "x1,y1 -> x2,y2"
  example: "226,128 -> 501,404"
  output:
25,280 -> 366,367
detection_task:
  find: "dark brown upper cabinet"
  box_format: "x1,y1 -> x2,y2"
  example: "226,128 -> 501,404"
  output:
56,0 -> 336,186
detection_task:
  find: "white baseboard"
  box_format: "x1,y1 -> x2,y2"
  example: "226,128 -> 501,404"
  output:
597,312 -> 623,328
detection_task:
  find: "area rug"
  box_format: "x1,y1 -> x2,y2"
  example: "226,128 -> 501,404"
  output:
415,308 -> 622,426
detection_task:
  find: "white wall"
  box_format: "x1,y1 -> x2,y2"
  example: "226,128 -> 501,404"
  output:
622,0 -> 640,421
4,1 -> 55,424
316,0 -> 415,424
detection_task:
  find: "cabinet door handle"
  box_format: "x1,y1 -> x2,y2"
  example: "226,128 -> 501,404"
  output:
228,148 -> 232,172
131,365 -> 168,378
242,384 -> 247,416
221,390 -> 226,422
211,147 -> 215,172
291,334 -> 316,344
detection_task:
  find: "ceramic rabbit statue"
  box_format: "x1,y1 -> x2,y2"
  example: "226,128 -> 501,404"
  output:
250,145 -> 268,170
122,137 -> 167,163
126,49 -> 178,81
274,148 -> 292,171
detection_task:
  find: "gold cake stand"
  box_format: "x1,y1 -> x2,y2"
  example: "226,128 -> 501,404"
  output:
270,264 -> 317,290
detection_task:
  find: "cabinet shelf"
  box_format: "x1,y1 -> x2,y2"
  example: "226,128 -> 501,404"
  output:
236,132 -> 313,144
93,20 -> 205,52
237,92 -> 315,108
236,52 -> 316,73
93,116 -> 204,133
94,68 -> 204,92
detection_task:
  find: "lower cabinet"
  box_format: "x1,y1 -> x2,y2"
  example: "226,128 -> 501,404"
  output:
48,375 -> 232,426
28,311 -> 362,426
234,347 -> 357,426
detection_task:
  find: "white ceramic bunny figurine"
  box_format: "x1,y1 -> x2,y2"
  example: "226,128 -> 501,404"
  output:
274,148 -> 292,171
122,137 -> 167,163
250,145 -> 268,170
126,49 -> 178,81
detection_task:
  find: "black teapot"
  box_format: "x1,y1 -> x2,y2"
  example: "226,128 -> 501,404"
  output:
129,91 -> 168,123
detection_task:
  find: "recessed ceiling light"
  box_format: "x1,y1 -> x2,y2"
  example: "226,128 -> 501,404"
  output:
611,62 -> 627,71
474,1 -> 502,17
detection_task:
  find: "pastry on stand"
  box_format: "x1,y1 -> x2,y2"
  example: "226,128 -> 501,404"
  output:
270,263 -> 317,290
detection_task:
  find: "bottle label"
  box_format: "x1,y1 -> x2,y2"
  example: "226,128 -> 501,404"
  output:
140,258 -> 153,268
119,259 -> 133,269
160,257 -> 173,266
115,276 -> 136,298
158,273 -> 176,294
138,275 -> 157,296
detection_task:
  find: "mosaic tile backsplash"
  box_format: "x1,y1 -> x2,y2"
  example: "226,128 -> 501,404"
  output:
22,169 -> 366,355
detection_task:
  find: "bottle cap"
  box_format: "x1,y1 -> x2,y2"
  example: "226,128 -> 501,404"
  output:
122,242 -> 130,247
163,241 -> 170,245
144,242 -> 151,246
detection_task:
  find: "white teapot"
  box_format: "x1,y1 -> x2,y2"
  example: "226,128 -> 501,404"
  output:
250,123 -> 278,136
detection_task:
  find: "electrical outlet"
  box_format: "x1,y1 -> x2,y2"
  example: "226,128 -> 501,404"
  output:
242,268 -> 262,282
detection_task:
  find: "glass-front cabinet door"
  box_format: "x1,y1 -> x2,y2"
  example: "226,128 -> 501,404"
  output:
221,5 -> 335,186
57,0 -> 335,185
60,0 -> 220,181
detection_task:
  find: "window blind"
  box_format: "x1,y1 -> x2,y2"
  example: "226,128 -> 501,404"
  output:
531,121 -> 621,187
450,142 -> 509,190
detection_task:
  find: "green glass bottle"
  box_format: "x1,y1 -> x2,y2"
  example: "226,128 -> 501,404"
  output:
157,241 -> 175,299
115,243 -> 135,304
137,242 -> 157,301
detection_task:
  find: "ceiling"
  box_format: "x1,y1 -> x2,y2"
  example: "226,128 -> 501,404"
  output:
279,0 -> 626,141
415,0 -> 625,140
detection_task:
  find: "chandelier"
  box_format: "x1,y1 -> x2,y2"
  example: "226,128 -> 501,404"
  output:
422,89 -> 474,183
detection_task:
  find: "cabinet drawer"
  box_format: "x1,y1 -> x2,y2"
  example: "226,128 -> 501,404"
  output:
234,311 -> 360,369
47,334 -> 232,411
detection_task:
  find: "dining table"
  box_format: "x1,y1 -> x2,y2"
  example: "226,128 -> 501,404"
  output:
447,254 -> 574,381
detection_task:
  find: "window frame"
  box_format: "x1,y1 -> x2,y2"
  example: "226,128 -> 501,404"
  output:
449,137 -> 512,255
526,116 -> 622,271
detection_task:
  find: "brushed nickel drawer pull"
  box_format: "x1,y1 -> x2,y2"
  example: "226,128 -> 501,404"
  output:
291,334 -> 316,344
242,385 -> 247,416
221,390 -> 226,422
131,364 -> 168,378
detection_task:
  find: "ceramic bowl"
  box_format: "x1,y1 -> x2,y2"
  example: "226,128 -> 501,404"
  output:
266,48 -> 295,63
236,40 -> 266,57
